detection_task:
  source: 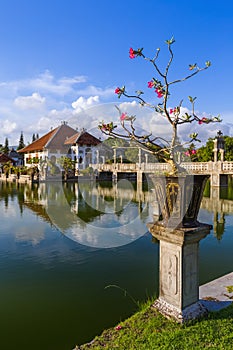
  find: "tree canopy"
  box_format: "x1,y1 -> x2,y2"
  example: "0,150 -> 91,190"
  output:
17,132 -> 25,150
197,136 -> 233,162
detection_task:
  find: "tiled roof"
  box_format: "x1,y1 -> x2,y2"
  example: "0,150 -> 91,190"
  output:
47,124 -> 77,151
0,153 -> 14,163
65,131 -> 101,146
18,124 -> 77,153
18,127 -> 58,153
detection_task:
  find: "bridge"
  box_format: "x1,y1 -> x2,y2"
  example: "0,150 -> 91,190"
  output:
90,161 -> 233,187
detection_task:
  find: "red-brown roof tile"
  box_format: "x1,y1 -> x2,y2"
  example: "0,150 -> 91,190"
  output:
18,127 -> 58,153
18,124 -> 77,153
65,131 -> 101,146
0,153 -> 15,164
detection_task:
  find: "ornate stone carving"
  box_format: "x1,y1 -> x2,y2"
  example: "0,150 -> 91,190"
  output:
153,298 -> 208,323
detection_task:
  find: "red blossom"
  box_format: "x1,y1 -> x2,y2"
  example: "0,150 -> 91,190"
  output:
101,124 -> 107,131
129,47 -> 135,59
115,325 -> 122,330
115,87 -> 121,94
155,88 -> 163,98
120,113 -> 127,121
170,107 -> 179,114
147,80 -> 154,88
198,117 -> 208,125
185,149 -> 196,156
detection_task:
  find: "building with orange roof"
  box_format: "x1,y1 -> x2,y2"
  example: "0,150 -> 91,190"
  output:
18,122 -> 104,179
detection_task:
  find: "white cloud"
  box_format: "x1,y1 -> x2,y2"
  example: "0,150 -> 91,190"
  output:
0,70 -> 87,97
14,92 -> 46,110
0,69 -> 231,147
0,119 -> 17,134
75,85 -> 114,98
72,95 -> 100,113
29,71 -> 87,95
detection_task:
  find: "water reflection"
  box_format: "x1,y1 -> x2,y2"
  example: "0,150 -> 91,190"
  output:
1,180 -> 233,246
0,180 -> 233,349
201,181 -> 233,240
0,180 -> 156,248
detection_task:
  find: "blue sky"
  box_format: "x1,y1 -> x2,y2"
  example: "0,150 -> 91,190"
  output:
0,0 -> 232,146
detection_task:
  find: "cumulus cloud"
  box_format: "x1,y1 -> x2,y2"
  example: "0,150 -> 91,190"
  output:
72,95 -> 100,113
14,92 -> 46,110
75,85 -> 114,98
0,119 -> 17,134
0,69 -> 231,147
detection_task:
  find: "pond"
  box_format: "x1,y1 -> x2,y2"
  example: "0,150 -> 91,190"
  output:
0,179 -> 233,350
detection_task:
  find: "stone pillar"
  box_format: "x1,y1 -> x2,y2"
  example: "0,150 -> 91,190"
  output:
113,148 -> 117,165
138,148 -> 142,169
148,223 -> 211,323
112,171 -> 117,183
210,185 -> 220,201
219,149 -> 225,162
96,150 -> 99,164
137,170 -> 143,192
137,170 -> 143,183
210,173 -> 220,187
213,139 -> 218,163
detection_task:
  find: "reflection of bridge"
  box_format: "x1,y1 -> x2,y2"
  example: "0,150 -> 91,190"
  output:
91,161 -> 233,187
90,185 -> 156,203
201,196 -> 233,240
201,196 -> 233,214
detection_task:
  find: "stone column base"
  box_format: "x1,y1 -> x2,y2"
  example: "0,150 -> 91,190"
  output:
153,298 -> 208,323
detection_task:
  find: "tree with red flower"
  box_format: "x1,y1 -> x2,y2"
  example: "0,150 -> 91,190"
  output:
99,37 -> 221,175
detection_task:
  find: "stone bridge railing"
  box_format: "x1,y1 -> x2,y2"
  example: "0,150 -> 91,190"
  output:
91,161 -> 233,174
91,161 -> 233,187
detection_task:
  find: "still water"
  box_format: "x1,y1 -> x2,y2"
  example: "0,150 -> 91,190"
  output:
0,180 -> 233,350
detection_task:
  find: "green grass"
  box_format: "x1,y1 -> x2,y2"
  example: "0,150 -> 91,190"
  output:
76,301 -> 233,350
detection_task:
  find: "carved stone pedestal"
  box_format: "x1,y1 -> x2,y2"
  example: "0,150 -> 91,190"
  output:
148,222 -> 212,323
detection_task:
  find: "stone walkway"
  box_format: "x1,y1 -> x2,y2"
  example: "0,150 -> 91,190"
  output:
199,272 -> 233,311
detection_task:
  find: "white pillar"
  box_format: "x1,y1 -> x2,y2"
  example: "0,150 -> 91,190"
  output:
138,148 -> 141,168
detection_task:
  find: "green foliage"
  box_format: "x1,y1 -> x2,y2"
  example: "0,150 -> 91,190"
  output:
224,136 -> 233,161
226,286 -> 233,293
124,147 -> 139,163
78,303 -> 233,349
197,136 -> 233,162
3,161 -> 11,174
17,131 -> 25,150
27,157 -> 39,164
57,156 -> 75,171
80,167 -> 94,175
197,138 -> 214,162
3,137 -> 9,154
103,137 -> 128,148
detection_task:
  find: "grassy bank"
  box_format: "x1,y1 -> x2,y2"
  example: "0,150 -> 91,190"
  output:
76,301 -> 233,349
